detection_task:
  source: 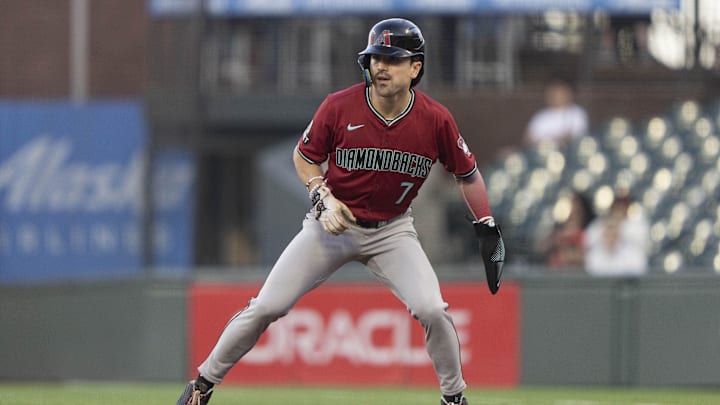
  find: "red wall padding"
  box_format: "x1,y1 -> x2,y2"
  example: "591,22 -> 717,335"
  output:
189,282 -> 520,387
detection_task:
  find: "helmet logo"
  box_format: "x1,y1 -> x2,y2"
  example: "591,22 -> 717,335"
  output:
381,30 -> 392,47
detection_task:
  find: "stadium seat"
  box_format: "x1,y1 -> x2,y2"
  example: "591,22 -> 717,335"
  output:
656,135 -> 684,166
640,116 -> 671,151
609,135 -> 641,167
628,152 -> 653,185
700,169 -> 720,196
600,116 -> 632,151
669,99 -> 702,132
685,116 -> 715,151
566,135 -> 600,168
686,219 -> 716,265
658,249 -> 685,273
697,135 -> 720,167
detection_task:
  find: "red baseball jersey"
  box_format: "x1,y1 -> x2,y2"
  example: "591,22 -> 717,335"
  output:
297,83 -> 477,222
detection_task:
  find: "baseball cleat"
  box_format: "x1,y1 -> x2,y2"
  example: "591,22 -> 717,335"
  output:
176,379 -> 213,405
440,396 -> 468,405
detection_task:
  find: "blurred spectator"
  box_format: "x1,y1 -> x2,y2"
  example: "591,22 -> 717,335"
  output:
611,15 -> 653,66
584,191 -> 650,277
595,24 -> 618,66
525,76 -> 589,146
537,191 -> 595,271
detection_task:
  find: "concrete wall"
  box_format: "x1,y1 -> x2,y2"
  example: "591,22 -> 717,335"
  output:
521,274 -> 720,386
0,280 -> 186,381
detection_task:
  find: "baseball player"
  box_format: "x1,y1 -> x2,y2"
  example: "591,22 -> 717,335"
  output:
177,18 -> 505,405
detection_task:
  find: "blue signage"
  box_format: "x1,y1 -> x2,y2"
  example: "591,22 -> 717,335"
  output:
0,101 -> 195,283
148,0 -> 679,16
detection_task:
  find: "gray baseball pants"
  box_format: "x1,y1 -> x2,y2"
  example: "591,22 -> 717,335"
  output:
198,211 -> 467,396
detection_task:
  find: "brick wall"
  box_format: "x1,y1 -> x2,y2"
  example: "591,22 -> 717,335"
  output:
0,0 -> 146,98
0,1 -> 70,96
89,0 -> 146,96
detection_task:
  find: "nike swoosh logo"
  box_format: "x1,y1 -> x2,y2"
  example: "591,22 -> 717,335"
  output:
347,123 -> 365,131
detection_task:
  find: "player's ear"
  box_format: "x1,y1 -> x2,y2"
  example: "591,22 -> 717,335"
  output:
410,60 -> 422,79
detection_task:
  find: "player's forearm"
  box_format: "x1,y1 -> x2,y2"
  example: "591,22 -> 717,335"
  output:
293,147 -> 325,190
457,171 -> 492,221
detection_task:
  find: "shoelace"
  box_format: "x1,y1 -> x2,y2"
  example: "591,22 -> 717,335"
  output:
190,390 -> 206,405
190,387 -> 213,405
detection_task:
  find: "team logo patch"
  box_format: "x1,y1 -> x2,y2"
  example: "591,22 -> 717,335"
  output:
302,120 -> 313,144
457,134 -> 472,157
381,30 -> 392,47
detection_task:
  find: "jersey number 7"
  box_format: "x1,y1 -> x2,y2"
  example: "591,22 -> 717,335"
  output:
395,181 -> 415,205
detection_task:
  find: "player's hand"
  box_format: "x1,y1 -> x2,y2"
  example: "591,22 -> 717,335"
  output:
314,185 -> 357,235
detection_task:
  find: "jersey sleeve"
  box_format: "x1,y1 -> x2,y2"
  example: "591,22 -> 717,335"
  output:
437,113 -> 477,178
296,96 -> 336,164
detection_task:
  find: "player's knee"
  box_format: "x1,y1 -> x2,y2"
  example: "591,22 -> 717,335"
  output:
411,302 -> 450,326
249,298 -> 291,323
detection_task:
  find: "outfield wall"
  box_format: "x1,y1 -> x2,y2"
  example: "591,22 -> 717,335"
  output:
0,281 -> 187,382
1,274 -> 719,386
521,275 -> 720,386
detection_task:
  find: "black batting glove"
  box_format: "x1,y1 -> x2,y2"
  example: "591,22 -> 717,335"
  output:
472,218 -> 505,295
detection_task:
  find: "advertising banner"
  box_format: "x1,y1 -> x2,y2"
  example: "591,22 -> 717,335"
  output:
149,0 -> 679,17
189,282 -> 520,387
0,101 -> 194,283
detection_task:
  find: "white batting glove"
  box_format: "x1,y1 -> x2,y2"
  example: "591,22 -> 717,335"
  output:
312,185 -> 357,235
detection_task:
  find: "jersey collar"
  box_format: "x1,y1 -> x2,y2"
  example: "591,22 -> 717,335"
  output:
365,87 -> 415,127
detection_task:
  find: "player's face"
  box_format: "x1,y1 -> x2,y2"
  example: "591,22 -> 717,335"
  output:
369,54 -> 422,97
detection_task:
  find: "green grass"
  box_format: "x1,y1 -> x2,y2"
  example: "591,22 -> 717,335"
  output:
0,383 -> 718,405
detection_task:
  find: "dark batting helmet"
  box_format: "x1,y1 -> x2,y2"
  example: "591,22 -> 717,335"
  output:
357,18 -> 425,88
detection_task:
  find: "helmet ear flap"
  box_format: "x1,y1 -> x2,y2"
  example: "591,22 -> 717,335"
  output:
357,55 -> 372,87
362,69 -> 372,87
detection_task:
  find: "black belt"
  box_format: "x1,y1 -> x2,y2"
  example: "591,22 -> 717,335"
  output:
355,218 -> 391,228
